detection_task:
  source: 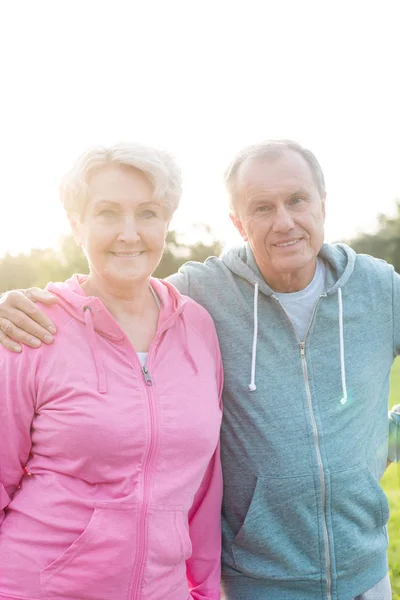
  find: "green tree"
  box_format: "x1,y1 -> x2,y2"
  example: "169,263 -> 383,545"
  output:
154,225 -> 223,278
350,200 -> 400,272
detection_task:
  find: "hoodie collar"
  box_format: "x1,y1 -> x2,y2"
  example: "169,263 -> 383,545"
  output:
46,274 -> 188,342
221,241 -> 356,296
45,275 -> 190,395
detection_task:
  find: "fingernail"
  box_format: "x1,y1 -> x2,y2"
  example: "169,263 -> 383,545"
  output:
31,338 -> 41,347
48,326 -> 56,334
44,334 -> 53,344
12,344 -> 22,353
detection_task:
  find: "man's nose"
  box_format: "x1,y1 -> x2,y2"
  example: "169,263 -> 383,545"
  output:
117,217 -> 141,242
272,206 -> 295,233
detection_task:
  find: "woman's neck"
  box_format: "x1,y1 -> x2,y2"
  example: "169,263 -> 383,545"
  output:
81,275 -> 155,320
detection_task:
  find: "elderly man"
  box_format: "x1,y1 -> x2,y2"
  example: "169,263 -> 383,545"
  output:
0,140 -> 399,600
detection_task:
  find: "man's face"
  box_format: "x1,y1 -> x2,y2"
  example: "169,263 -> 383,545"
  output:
231,150 -> 326,290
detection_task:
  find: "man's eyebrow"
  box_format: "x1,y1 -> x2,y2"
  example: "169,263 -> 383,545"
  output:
289,188 -> 310,197
247,188 -> 310,203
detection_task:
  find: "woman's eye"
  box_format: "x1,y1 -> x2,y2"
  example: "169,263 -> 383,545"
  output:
99,209 -> 117,218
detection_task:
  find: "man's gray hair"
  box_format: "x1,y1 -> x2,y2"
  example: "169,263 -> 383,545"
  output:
224,140 -> 326,213
60,142 -> 182,220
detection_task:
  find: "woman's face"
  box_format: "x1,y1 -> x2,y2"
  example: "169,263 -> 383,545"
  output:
73,164 -> 169,289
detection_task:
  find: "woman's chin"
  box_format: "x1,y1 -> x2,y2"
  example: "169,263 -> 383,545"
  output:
100,269 -> 150,288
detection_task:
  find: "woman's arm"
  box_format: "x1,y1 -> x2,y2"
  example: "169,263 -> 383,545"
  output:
0,349 -> 35,523
186,440 -> 223,600
186,331 -> 223,600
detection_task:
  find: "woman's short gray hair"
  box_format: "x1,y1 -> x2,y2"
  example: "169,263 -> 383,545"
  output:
60,142 -> 182,220
224,140 -> 326,214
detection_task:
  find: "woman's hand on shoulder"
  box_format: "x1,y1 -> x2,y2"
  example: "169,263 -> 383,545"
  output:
0,288 -> 58,352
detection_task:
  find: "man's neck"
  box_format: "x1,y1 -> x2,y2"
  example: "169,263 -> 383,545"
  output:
262,261 -> 318,293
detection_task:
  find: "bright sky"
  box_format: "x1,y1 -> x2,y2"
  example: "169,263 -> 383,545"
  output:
1,1 -> 399,257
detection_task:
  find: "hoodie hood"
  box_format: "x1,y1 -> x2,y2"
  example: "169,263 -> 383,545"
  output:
220,242 -> 356,296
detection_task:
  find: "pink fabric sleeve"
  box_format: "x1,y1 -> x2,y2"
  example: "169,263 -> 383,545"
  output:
186,336 -> 223,600
0,351 -> 35,525
186,440 -> 223,600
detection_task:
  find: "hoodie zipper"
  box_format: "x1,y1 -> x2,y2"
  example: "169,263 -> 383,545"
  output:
130,311 -> 186,598
273,295 -> 332,600
131,360 -> 158,599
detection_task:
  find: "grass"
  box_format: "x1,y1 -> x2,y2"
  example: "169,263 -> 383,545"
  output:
381,358 -> 400,598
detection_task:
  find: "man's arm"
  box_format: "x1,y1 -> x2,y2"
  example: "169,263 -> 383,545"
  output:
0,288 -> 58,351
388,405 -> 400,464
166,269 -> 190,295
390,269 -> 400,464
0,261 -> 194,352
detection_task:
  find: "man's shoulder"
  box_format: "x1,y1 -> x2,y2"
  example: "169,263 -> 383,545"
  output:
167,256 -> 227,294
352,250 -> 394,278
347,248 -> 396,299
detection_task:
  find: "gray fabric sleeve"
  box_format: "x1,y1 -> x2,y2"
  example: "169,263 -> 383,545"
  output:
388,404 -> 400,462
392,269 -> 400,356
166,267 -> 190,295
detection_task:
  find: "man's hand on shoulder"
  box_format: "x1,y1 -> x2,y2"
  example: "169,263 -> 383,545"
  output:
0,288 -> 58,352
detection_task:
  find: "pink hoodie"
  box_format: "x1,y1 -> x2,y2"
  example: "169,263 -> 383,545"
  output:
0,275 -> 223,600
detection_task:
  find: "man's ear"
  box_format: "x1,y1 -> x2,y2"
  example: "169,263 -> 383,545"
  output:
68,214 -> 83,246
230,212 -> 248,241
321,193 -> 327,222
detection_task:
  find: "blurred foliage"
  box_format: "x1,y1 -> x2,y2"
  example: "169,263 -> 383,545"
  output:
349,199 -> 400,272
0,225 -> 222,293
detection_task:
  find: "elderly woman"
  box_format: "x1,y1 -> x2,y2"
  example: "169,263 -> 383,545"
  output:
0,144 -> 223,600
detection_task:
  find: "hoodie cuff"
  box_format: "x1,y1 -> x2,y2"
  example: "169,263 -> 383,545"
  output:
388,404 -> 400,462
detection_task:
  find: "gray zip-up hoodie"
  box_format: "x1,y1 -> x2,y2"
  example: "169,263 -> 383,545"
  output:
168,242 -> 400,600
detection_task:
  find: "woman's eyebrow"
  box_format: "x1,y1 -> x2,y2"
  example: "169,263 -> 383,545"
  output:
92,198 -> 121,208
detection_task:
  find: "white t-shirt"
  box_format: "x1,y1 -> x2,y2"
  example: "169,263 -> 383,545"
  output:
135,286 -> 160,367
274,258 -> 327,341
137,352 -> 148,367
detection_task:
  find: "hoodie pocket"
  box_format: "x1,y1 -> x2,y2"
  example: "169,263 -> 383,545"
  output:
329,465 -> 389,575
40,504 -> 137,600
142,509 -> 192,598
232,475 -> 320,579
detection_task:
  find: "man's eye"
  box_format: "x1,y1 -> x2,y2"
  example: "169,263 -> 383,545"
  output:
141,210 -> 156,219
291,197 -> 304,205
255,205 -> 269,213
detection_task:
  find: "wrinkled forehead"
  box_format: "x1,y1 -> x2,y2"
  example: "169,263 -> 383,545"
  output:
236,150 -> 318,200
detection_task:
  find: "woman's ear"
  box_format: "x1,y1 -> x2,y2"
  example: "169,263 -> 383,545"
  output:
68,214 -> 83,247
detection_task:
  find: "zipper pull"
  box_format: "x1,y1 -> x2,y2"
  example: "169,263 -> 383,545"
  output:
299,342 -> 305,358
142,366 -> 153,386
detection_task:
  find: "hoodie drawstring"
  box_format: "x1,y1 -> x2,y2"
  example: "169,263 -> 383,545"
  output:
84,306 -> 107,394
249,282 -> 259,392
337,288 -> 348,405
